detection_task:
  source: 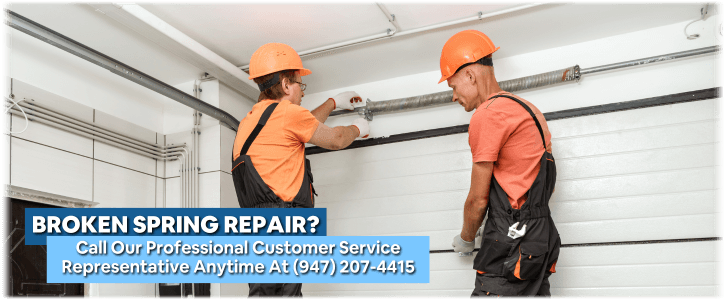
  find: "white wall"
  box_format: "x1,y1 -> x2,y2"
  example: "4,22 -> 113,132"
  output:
6,79 -> 162,297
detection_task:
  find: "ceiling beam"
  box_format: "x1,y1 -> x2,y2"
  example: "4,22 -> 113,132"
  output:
88,3 -> 260,103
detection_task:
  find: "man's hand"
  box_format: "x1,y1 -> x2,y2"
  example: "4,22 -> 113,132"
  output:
452,234 -> 475,256
331,91 -> 363,111
351,118 -> 370,138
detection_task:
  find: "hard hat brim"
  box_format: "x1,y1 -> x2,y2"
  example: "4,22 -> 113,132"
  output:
248,68 -> 312,80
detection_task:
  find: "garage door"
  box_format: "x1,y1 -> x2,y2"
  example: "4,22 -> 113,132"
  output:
303,88 -> 719,297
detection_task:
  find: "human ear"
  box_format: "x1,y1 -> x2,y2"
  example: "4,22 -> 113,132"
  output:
465,67 -> 476,85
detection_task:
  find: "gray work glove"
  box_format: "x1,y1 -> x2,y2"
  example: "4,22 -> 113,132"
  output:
452,234 -> 475,256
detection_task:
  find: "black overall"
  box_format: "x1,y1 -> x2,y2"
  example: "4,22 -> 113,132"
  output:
472,95 -> 560,297
230,103 -> 316,297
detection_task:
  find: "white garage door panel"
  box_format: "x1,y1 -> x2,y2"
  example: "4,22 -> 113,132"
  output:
314,149 -> 471,186
304,241 -> 716,295
10,137 -> 93,201
327,210 -> 461,236
551,190 -> 714,223
556,143 -> 713,180
324,190 -> 468,221
550,286 -> 717,296
314,141 -> 713,201
553,167 -> 713,202
316,170 -> 471,205
552,262 -> 715,288
309,133 -> 470,170
94,161 -> 155,208
547,99 -> 715,139
553,120 -> 713,159
557,214 -> 714,244
306,100 -> 718,295
307,262 -> 715,291
331,213 -> 714,249
304,279 -> 723,299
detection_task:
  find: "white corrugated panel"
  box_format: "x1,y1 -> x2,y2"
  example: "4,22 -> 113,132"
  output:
304,99 -> 718,296
303,241 -> 717,296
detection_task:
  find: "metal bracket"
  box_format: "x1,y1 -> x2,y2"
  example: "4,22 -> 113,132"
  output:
358,98 -> 374,121
574,65 -> 581,83
458,252 -> 473,257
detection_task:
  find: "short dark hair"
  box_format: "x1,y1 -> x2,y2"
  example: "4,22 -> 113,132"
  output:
455,54 -> 493,75
253,70 -> 298,102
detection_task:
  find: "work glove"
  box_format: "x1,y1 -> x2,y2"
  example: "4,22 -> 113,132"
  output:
452,234 -> 475,256
351,118 -> 370,138
330,91 -> 363,110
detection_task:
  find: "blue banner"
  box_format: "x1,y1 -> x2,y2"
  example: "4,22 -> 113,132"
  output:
26,208 -> 327,245
47,236 -> 429,283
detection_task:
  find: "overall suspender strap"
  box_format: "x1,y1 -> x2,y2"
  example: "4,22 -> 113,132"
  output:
239,102 -> 279,156
489,95 -> 547,150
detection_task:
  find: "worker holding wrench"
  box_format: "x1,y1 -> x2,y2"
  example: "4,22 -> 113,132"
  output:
441,30 -> 561,296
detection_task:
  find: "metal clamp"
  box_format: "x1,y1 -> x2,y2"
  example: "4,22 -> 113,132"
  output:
573,65 -> 581,83
357,98 -> 374,121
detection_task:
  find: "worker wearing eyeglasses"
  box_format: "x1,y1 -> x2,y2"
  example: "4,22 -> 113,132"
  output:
231,42 -> 369,297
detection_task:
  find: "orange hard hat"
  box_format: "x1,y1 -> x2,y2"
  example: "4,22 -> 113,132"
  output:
248,43 -> 312,80
438,30 -> 499,83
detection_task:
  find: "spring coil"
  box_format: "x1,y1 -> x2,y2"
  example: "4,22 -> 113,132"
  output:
365,65 -> 580,114
500,65 -> 580,92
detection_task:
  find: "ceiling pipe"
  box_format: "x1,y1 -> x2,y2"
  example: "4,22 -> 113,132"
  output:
88,3 -> 260,102
5,9 -> 242,131
238,3 -> 544,71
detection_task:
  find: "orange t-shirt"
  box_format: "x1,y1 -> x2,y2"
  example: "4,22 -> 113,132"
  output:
468,91 -> 553,209
232,100 -> 320,202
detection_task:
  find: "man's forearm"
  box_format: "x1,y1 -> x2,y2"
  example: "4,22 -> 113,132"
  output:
461,196 -> 488,242
311,98 -> 335,123
332,125 -> 360,150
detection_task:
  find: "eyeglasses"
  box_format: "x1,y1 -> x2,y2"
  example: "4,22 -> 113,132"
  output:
291,80 -> 307,92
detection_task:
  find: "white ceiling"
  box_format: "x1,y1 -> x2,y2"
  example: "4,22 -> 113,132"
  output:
8,3 -> 704,100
